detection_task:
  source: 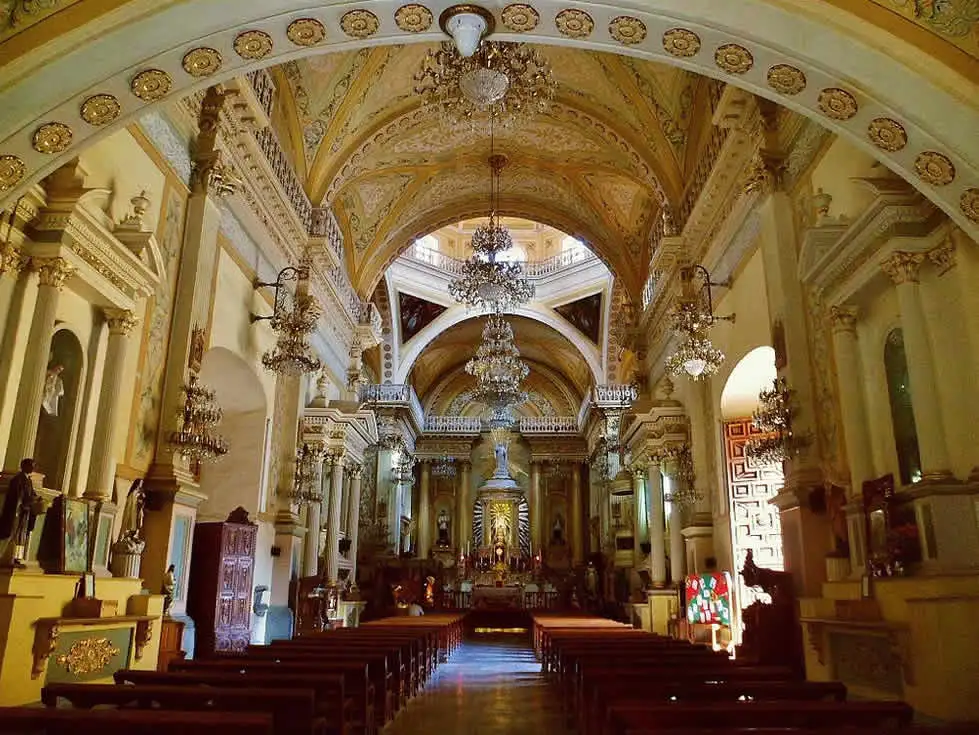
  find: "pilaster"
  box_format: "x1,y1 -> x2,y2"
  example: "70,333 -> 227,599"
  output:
324,451 -> 345,582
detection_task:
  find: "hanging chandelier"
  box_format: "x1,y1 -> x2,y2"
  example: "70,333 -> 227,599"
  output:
666,264 -> 733,380
432,453 -> 458,478
254,262 -> 323,376
414,39 -> 555,129
448,152 -> 534,312
466,314 -> 529,412
169,373 -> 229,462
290,443 -> 323,505
745,377 -> 806,465
658,444 -> 703,508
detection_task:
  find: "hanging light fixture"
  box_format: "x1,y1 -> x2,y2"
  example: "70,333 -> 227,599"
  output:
415,6 -> 555,129
449,147 -> 534,312
290,443 -> 323,505
432,453 -> 458,478
666,264 -> 733,381
254,261 -> 323,376
169,372 -> 229,462
466,314 -> 529,413
745,377 -> 806,465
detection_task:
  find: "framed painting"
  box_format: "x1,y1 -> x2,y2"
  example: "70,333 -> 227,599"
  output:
62,497 -> 90,573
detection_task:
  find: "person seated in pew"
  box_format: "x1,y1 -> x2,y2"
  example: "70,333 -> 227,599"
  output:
407,599 -> 425,617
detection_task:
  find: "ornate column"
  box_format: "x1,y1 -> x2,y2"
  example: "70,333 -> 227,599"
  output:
4,257 -> 74,472
85,309 -> 139,501
457,460 -> 471,553
346,465 -> 363,582
418,459 -> 431,559
881,251 -> 952,479
529,461 -> 542,551
646,460 -> 667,586
324,451 -> 345,582
570,461 -> 583,564
302,444 -> 326,577
632,467 -> 646,563
946,227 -> 979,477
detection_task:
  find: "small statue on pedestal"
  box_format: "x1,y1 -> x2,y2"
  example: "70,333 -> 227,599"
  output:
436,509 -> 450,547
110,479 -> 146,578
0,459 -> 40,568
162,564 -> 176,616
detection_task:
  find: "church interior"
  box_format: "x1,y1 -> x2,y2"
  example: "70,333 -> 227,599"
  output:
0,0 -> 978,732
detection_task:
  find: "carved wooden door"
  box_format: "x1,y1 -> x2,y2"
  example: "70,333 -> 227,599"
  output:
214,523 -> 256,652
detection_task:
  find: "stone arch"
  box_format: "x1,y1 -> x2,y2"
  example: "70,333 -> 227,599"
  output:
196,346 -> 269,522
0,1 -> 977,238
719,345 -> 778,420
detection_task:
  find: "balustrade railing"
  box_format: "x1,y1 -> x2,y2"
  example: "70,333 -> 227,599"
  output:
518,416 -> 579,433
593,384 -> 638,406
425,416 -> 483,434
358,383 -> 424,429
403,242 -> 597,279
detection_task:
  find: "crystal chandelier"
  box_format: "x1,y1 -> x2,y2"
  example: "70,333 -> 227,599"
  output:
433,453 -> 458,478
290,443 -> 323,505
745,377 -> 805,465
466,314 -> 529,411
666,265 -> 733,380
169,373 -> 229,462
414,40 -> 555,129
449,152 -> 534,313
659,444 -> 702,508
254,262 -> 323,376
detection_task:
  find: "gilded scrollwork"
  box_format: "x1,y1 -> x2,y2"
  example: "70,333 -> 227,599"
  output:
55,637 -> 121,676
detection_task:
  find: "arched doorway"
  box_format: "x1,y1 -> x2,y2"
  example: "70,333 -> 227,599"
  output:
719,346 -> 784,617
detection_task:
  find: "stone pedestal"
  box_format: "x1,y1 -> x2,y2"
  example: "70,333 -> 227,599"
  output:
906,481 -> 979,572
647,588 -> 678,636
109,537 -> 145,579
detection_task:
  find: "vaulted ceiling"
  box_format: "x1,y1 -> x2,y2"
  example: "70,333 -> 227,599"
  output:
267,43 -> 713,298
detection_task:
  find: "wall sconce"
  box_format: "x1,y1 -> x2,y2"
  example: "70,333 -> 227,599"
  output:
253,263 -> 322,376
666,264 -> 735,380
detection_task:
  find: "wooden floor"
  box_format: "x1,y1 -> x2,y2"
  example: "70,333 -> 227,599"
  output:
386,635 -> 570,735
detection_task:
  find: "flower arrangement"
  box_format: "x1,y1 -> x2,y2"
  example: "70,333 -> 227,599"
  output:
887,523 -> 920,567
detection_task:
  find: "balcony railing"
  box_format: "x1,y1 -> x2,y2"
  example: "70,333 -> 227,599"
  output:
403,242 -> 598,278
518,416 -> 579,434
424,416 -> 483,434
358,383 -> 424,429
593,384 -> 638,406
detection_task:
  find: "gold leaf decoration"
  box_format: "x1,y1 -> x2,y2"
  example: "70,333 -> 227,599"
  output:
817,87 -> 858,121
340,10 -> 380,39
609,16 -> 646,45
287,18 -> 326,46
961,189 -> 979,224
867,118 -> 907,152
130,69 -> 172,102
32,122 -> 73,154
715,43 -> 753,74
394,4 -> 433,33
56,637 -> 120,676
914,151 -> 955,186
0,155 -> 26,192
234,30 -> 273,60
555,8 -> 594,39
766,64 -> 806,95
182,47 -> 223,78
662,28 -> 701,58
80,94 -> 121,126
502,4 -> 539,32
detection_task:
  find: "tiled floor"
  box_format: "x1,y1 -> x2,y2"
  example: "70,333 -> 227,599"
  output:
385,635 -> 572,734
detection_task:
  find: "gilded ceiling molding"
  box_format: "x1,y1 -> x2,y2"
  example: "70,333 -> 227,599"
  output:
714,43 -> 754,74
129,69 -> 172,102
31,122 -> 72,154
501,4 -> 539,32
394,4 -> 433,32
817,87 -> 859,121
766,64 -> 806,95
287,17 -> 326,47
914,151 -> 956,186
962,189 -> 979,224
867,117 -> 908,152
182,47 -> 223,78
233,30 -> 273,60
609,16 -> 646,45
79,94 -> 121,127
662,27 -> 701,57
555,8 -> 593,39
340,9 -> 379,39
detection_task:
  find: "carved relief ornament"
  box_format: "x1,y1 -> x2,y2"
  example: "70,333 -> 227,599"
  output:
828,305 -> 858,333
880,251 -> 925,284
35,256 -> 75,289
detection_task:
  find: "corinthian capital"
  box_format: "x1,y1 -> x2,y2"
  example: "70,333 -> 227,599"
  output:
105,308 -> 139,336
828,305 -> 858,333
880,251 -> 924,285
35,257 -> 75,289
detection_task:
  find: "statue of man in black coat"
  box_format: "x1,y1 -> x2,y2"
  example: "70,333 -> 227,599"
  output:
0,459 -> 38,568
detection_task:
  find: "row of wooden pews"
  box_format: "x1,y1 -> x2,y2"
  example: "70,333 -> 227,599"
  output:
0,613 -> 465,735
532,613 -> 967,735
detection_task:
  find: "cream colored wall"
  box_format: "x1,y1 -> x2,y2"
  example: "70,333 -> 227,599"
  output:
808,139 -> 879,223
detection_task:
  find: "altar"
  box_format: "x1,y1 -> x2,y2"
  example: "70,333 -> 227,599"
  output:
472,585 -> 524,610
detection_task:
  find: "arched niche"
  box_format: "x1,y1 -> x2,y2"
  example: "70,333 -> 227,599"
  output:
720,346 -> 778,420
196,347 -> 269,522
34,327 -> 85,492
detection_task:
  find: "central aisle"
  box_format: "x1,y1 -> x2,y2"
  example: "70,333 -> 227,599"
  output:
386,636 -> 572,734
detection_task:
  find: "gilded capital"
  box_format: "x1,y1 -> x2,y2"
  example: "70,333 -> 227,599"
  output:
0,242 -> 24,277
927,237 -> 956,276
348,464 -> 364,479
880,251 -> 924,285
828,305 -> 858,333
105,308 -> 139,336
35,257 -> 75,289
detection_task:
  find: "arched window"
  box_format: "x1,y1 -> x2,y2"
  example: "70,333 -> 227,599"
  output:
884,328 -> 922,485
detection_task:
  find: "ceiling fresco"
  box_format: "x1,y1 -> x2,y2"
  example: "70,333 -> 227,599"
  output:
268,43 -> 708,297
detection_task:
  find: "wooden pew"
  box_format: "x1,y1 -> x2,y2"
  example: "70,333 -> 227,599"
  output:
115,669 -> 349,735
604,700 -> 914,735
0,708 -> 273,734
41,683 -> 323,735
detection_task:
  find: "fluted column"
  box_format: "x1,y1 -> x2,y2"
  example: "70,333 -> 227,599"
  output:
570,461 -> 583,564
4,257 -> 74,472
881,252 -> 952,478
418,460 -> 431,559
302,446 -> 326,577
632,468 -> 646,563
85,308 -> 139,501
829,306 -> 875,495
647,461 -> 667,587
346,465 -> 363,582
665,466 -> 686,585
529,461 -> 542,551
457,461 -> 471,553
324,452 -> 345,581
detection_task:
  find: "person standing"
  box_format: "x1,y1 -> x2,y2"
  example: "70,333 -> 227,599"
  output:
0,459 -> 38,568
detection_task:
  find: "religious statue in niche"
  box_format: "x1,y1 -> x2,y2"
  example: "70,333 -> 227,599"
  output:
551,513 -> 566,545
41,364 -> 65,416
436,508 -> 450,547
35,333 -> 83,491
